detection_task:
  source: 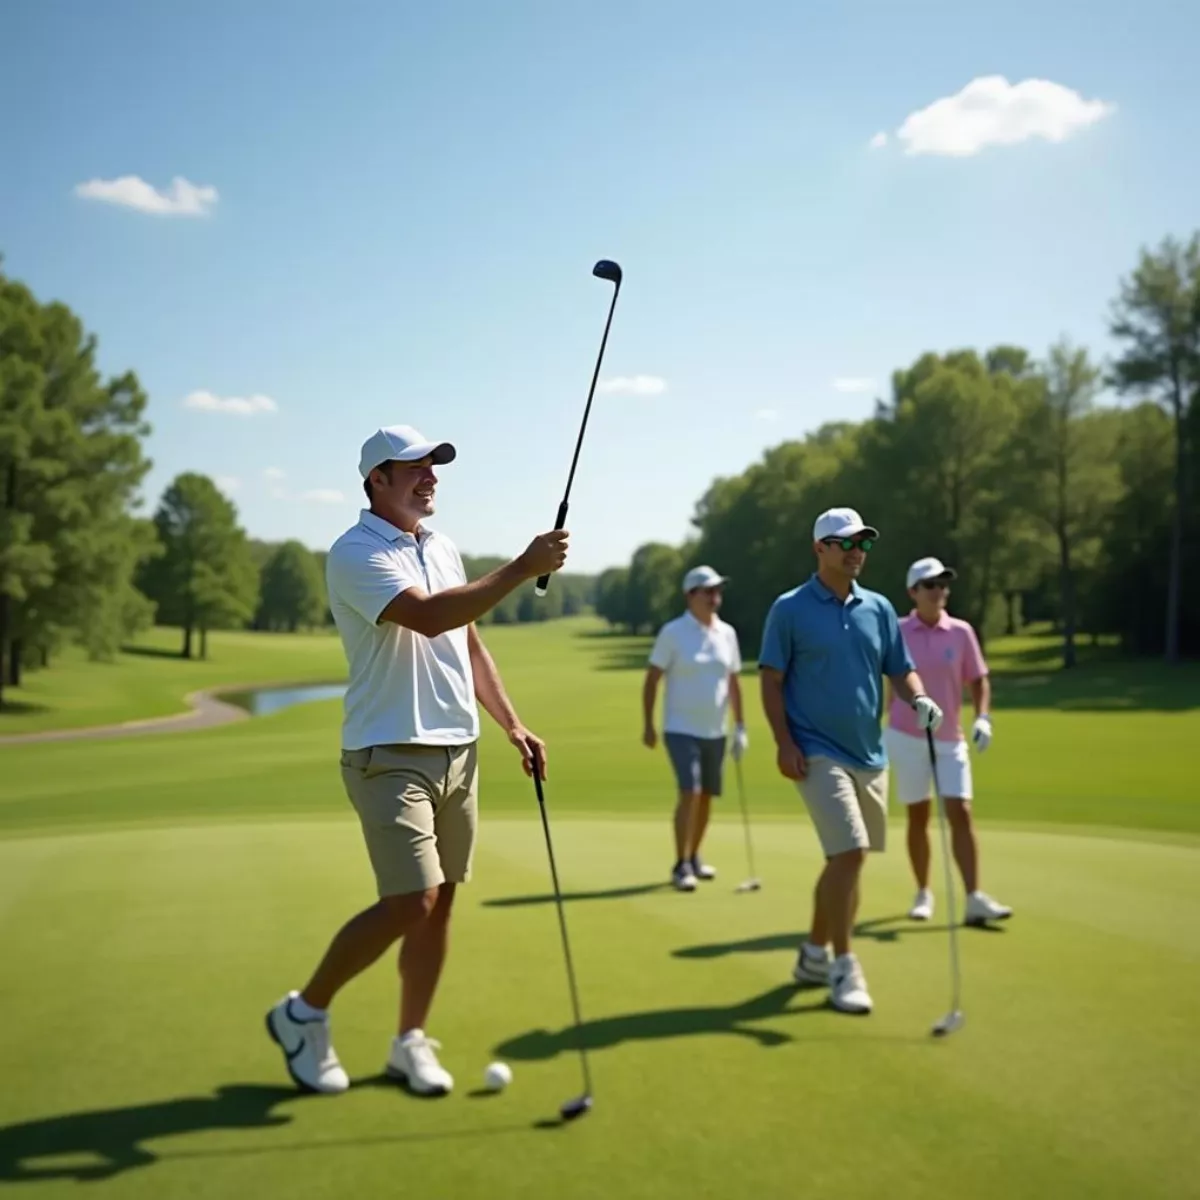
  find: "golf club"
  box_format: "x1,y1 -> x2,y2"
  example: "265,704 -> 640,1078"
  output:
927,726 -> 965,1038
529,744 -> 594,1120
535,258 -> 623,597
733,757 -> 761,892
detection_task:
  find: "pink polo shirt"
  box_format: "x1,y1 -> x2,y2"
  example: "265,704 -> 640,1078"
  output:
888,611 -> 987,743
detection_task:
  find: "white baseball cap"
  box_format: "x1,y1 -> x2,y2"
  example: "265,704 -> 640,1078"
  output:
906,556 -> 958,589
812,506 -> 879,542
682,565 -> 728,593
358,425 -> 456,479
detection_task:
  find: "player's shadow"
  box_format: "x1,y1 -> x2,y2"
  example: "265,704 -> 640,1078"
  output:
481,882 -> 669,908
673,914 -> 1006,962
0,1083 -> 305,1184
494,983 -> 824,1062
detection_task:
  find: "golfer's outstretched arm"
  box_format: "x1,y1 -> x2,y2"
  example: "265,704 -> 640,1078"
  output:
467,624 -> 520,732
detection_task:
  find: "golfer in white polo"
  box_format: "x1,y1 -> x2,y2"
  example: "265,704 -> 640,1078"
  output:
266,424 -> 568,1097
642,565 -> 748,891
885,556 -> 1013,926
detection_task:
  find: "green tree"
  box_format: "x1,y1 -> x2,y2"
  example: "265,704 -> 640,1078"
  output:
594,566 -> 630,630
1108,232 -> 1200,662
624,542 -> 683,634
257,540 -> 325,632
138,472 -> 259,658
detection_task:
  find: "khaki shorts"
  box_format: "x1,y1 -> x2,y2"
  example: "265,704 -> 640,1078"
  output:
796,754 -> 888,857
339,741 -> 479,898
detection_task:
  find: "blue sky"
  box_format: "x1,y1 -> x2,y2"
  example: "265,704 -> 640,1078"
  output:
2,0 -> 1197,572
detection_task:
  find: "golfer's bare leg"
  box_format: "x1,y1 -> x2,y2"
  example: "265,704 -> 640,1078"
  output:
809,867 -> 829,946
820,849 -> 867,957
692,792 -> 713,855
674,791 -> 698,860
301,889 -> 437,1011
399,883 -> 457,1035
907,800 -> 932,889
945,799 -> 979,893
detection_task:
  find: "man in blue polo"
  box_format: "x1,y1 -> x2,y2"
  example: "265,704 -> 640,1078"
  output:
759,507 -> 943,1014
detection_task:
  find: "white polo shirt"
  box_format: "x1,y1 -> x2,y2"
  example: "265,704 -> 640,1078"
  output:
325,510 -> 480,750
648,612 -> 742,739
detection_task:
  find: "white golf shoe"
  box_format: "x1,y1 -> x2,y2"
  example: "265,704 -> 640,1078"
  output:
266,992 -> 350,1094
386,1030 -> 454,1096
671,862 -> 698,891
829,953 -> 873,1014
909,888 -> 934,921
965,891 -> 1013,925
691,857 -> 717,881
792,942 -> 831,986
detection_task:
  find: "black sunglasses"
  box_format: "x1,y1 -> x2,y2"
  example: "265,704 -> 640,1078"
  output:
822,537 -> 875,551
917,578 -> 950,590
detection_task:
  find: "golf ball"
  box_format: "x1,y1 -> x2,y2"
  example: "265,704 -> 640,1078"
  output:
484,1061 -> 512,1091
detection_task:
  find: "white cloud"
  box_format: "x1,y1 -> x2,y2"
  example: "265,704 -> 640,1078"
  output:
74,174 -> 219,217
893,75 -> 1115,158
869,131 -> 888,150
597,375 -> 667,396
263,467 -> 287,481
755,408 -> 779,422
833,377 -> 876,394
216,475 -> 240,495
301,488 -> 346,504
184,390 -> 278,416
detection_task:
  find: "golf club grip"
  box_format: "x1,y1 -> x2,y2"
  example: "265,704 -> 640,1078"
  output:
534,500 -> 570,596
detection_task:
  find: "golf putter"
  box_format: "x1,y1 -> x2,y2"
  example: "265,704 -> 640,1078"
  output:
733,757 -> 761,892
927,726 -> 964,1038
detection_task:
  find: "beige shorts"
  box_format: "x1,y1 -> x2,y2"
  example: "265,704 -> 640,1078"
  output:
796,754 -> 888,857
339,741 -> 479,898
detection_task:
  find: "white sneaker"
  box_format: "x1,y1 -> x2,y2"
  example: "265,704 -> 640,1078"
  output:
672,862 -> 698,892
265,992 -> 349,1094
909,888 -> 934,921
965,891 -> 1012,925
385,1030 -> 454,1096
691,857 -> 716,881
792,942 -> 830,985
829,954 -> 873,1014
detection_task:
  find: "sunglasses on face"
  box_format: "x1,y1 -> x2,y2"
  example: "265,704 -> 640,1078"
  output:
917,579 -> 949,590
822,537 -> 874,552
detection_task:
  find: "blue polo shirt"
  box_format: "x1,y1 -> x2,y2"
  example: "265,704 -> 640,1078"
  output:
758,574 -> 914,770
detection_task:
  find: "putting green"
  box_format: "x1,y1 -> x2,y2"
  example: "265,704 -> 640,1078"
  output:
1,815 -> 1196,1198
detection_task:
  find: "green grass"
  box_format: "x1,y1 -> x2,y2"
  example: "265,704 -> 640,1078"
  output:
1,618 -> 1198,1197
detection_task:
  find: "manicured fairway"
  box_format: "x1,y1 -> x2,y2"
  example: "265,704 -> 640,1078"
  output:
1,618 -> 1197,1198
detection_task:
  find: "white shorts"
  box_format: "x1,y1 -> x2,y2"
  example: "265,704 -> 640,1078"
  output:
883,727 -> 973,805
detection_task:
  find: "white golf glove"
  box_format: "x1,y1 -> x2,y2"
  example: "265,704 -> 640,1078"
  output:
731,724 -> 749,761
912,695 -> 944,733
971,715 -> 992,752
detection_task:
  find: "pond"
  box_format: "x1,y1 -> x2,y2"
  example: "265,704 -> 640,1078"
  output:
222,682 -> 347,717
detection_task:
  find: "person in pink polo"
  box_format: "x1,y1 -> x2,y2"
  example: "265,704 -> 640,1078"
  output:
884,556 -> 1013,927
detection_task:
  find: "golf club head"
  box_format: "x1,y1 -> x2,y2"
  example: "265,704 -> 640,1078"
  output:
736,879 -> 762,893
592,259 -> 622,287
560,1094 -> 593,1121
931,1010 -> 964,1037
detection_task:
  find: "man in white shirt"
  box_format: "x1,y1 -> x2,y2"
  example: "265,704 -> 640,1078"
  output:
642,565 -> 748,891
266,424 -> 568,1098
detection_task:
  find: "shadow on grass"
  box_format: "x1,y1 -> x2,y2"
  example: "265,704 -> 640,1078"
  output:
0,699 -> 51,718
119,644 -> 188,660
0,1078 -> 550,1181
672,914 -> 1007,962
494,983 -> 827,1063
481,882 -> 670,908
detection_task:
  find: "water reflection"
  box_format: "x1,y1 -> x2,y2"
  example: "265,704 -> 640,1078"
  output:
224,683 -> 346,717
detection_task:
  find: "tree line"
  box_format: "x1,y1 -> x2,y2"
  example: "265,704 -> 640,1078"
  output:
595,232 -> 1200,667
0,259 -> 595,706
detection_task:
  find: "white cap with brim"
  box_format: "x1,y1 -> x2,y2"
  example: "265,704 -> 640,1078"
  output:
812,506 -> 879,542
907,556 -> 958,589
358,425 -> 457,478
682,565 -> 728,593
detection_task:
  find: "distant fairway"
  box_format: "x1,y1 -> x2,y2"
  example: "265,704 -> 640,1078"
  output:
1,618 -> 1197,1197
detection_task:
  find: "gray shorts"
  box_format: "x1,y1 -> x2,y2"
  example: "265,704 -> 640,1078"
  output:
664,732 -> 726,796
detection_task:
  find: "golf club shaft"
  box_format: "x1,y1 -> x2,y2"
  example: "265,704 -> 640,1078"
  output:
927,727 -> 962,1013
735,757 -> 756,879
535,280 -> 621,597
531,755 -> 593,1096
